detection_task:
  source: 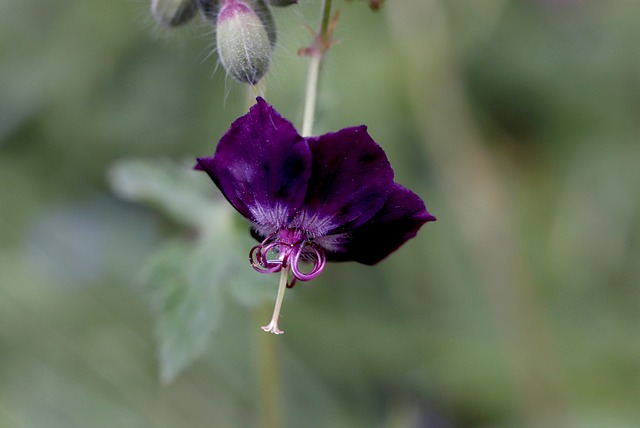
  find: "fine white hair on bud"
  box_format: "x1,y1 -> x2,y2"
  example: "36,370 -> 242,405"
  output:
201,0 -> 275,48
151,0 -> 199,27
197,0 -> 219,19
216,0 -> 273,84
245,0 -> 277,48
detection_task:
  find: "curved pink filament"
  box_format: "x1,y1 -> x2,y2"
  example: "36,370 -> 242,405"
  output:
290,241 -> 326,281
250,244 -> 282,273
249,233 -> 326,284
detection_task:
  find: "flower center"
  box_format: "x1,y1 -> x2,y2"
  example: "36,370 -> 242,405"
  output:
249,229 -> 327,287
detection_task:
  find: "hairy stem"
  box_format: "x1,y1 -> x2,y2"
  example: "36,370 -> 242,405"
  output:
248,79 -> 266,104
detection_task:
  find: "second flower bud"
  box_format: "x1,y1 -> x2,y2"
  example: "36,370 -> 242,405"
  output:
216,0 -> 274,84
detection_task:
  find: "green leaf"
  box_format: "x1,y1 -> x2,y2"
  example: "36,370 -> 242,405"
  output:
114,158 -> 286,380
108,158 -> 214,227
140,234 -> 223,383
137,201 -> 279,382
110,157 -> 278,308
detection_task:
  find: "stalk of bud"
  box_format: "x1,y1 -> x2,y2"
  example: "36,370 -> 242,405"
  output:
151,0 -> 199,27
216,0 -> 273,84
265,0 -> 298,7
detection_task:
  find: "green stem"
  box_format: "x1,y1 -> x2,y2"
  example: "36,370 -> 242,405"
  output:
248,80 -> 266,104
246,84 -> 284,428
256,305 -> 283,428
300,0 -> 333,137
301,55 -> 321,137
319,0 -> 333,40
254,0 -> 334,424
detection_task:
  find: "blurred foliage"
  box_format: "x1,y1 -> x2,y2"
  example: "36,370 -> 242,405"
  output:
1,0 -> 640,427
109,159 -> 274,381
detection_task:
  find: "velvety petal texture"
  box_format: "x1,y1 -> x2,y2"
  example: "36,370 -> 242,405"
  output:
196,97 -> 435,281
196,98 -> 311,234
298,126 -> 394,236
326,184 -> 436,264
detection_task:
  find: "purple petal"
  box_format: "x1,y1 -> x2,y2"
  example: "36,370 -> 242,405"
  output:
195,98 -> 311,232
326,184 -> 435,265
296,126 -> 395,236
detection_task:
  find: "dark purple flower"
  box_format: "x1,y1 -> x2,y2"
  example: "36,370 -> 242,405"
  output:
195,97 -> 435,333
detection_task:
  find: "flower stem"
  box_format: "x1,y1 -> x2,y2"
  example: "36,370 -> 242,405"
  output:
300,0 -> 333,137
249,79 -> 266,102
319,0 -> 333,39
255,306 -> 283,428
301,56 -> 321,137
261,266 -> 290,334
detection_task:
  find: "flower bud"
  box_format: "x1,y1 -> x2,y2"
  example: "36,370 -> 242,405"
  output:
151,0 -> 199,27
216,0 -> 273,84
246,0 -> 277,48
200,0 -> 276,47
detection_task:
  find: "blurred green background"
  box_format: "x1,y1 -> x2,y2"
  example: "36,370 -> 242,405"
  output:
1,0 -> 639,427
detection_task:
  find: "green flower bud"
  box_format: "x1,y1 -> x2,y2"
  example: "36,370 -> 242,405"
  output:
151,0 -> 199,27
216,0 -> 273,84
200,0 -> 276,48
246,0 -> 277,48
